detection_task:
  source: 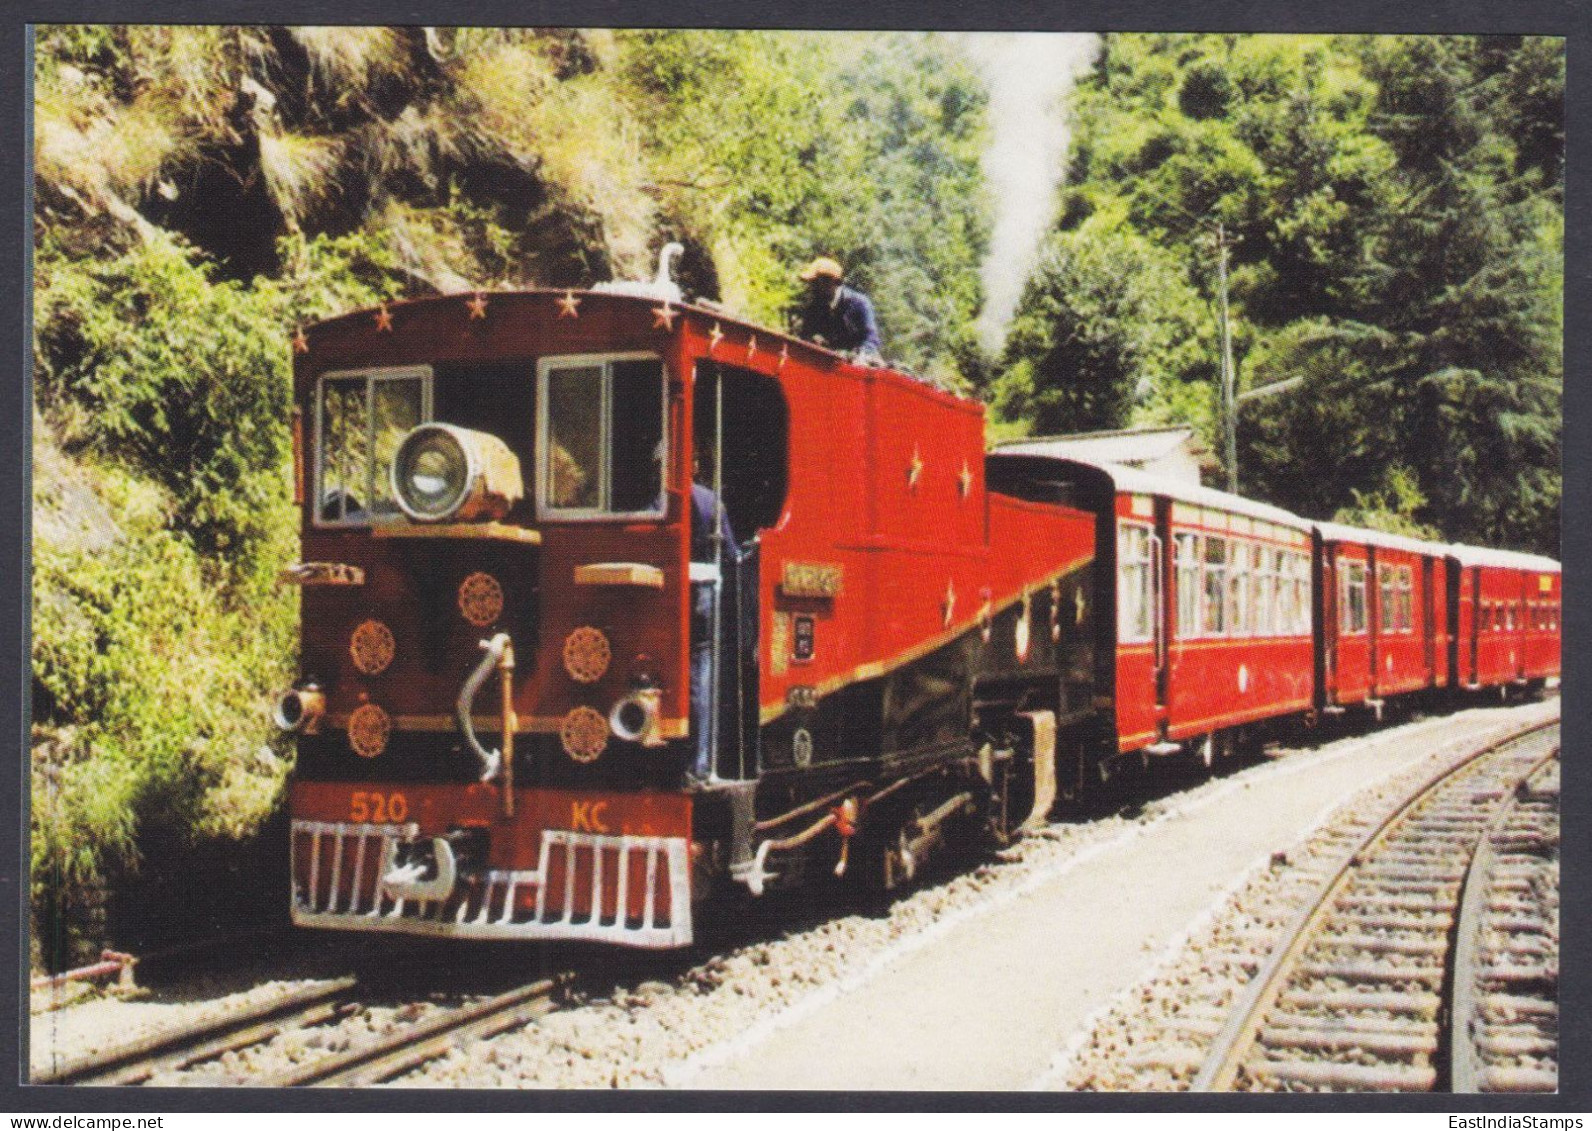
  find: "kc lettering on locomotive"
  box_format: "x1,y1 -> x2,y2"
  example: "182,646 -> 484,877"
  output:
571,800 -> 611,834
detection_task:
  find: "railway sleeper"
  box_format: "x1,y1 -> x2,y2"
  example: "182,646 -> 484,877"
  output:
1344,880 -> 1455,895
1487,915 -> 1554,933
1475,1032 -> 1558,1058
1317,933 -> 1447,956
1483,941 -> 1557,963
1487,897 -> 1545,916
1355,866 -> 1465,883
1337,894 -> 1452,914
1338,912 -> 1454,932
1264,1011 -> 1436,1038
1250,1058 -> 1436,1092
1372,852 -> 1471,868
1480,963 -> 1557,986
1126,1047 -> 1205,1073
1278,988 -> 1440,1015
1259,1026 -> 1435,1058
1296,961 -> 1443,985
1482,1066 -> 1558,1093
1479,994 -> 1557,1020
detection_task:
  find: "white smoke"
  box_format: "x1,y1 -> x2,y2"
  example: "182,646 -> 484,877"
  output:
964,32 -> 1100,355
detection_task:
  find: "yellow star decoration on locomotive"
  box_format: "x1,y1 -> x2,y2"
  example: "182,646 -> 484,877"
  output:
467,292 -> 489,320
778,343 -> 790,371
709,322 -> 725,352
943,577 -> 956,628
373,304 -> 394,332
291,326 -> 309,354
908,445 -> 924,490
959,460 -> 973,499
557,290 -> 582,318
651,302 -> 677,331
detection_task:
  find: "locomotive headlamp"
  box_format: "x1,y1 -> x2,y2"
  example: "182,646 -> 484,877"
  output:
391,423 -> 523,523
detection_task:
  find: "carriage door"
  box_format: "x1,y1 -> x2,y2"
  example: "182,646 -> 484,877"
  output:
1469,567 -> 1482,685
1156,505 -> 1171,710
1422,558 -> 1436,679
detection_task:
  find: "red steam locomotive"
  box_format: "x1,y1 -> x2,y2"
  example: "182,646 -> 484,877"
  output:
279,265 -> 1560,949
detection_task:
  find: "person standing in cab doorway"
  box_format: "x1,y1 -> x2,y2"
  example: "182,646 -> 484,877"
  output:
794,257 -> 883,365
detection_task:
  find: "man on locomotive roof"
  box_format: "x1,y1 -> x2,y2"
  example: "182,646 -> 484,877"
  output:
794,256 -> 883,364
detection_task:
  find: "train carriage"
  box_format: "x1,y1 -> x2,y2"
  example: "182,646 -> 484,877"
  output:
1313,523 -> 1450,715
1448,544 -> 1561,694
985,456 -> 1315,769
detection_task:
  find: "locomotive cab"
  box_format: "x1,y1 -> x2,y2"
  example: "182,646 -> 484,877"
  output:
284,279 -> 1093,948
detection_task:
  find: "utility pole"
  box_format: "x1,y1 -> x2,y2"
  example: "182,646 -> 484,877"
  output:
1215,223 -> 1238,494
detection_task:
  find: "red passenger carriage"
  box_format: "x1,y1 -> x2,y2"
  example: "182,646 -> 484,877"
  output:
1313,523 -> 1450,717
1448,545 -> 1561,694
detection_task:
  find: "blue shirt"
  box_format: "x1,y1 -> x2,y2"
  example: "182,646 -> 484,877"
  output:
691,482 -> 736,564
797,285 -> 882,356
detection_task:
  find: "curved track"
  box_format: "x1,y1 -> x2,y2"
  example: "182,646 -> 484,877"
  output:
1192,721 -> 1558,1093
1449,758 -> 1559,1093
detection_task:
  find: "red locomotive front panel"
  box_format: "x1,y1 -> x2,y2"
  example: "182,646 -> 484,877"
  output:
290,782 -> 692,946
281,291 -> 715,947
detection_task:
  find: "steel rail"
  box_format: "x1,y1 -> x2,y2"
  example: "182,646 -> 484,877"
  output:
33,977 -> 358,1086
1191,718 -> 1559,1092
257,974 -> 570,1088
1449,754 -> 1560,1094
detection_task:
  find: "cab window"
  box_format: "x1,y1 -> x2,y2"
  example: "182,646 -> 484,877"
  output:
537,355 -> 666,519
315,367 -> 431,526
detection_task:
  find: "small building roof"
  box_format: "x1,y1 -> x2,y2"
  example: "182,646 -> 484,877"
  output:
994,425 -> 1218,471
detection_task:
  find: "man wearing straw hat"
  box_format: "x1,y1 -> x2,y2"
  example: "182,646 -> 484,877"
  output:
794,256 -> 883,364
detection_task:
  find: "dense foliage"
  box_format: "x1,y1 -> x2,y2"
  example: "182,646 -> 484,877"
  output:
998,34 -> 1562,553
31,26 -> 991,963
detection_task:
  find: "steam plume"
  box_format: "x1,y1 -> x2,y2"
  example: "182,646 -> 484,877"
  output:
965,33 -> 1100,355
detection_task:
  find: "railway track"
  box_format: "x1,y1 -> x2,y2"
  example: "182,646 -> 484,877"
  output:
34,973 -> 570,1088
1192,721 -> 1559,1093
1450,758 -> 1560,1093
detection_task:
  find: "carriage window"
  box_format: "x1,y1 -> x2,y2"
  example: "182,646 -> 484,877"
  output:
315,368 -> 430,526
1252,545 -> 1274,637
1294,552 -> 1313,635
1176,533 -> 1200,637
538,355 -> 665,518
1203,536 -> 1228,635
1397,566 -> 1414,633
1227,541 -> 1250,637
1379,565 -> 1396,634
1341,560 -> 1368,635
1117,523 -> 1154,643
